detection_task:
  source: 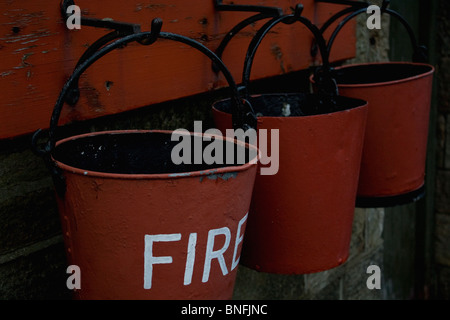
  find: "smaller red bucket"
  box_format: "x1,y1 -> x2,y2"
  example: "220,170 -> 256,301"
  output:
213,94 -> 368,274
314,5 -> 436,206
332,62 -> 434,205
212,11 -> 369,274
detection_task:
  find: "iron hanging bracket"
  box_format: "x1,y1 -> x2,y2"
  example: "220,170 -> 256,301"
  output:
33,18 -> 254,196
60,0 -> 141,34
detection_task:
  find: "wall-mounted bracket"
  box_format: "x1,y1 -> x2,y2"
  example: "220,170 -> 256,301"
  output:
61,0 -> 142,34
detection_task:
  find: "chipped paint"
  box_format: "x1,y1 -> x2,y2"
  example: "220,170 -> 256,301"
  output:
81,81 -> 104,113
168,172 -> 192,178
135,3 -> 172,12
209,172 -> 238,181
200,172 -> 238,182
105,81 -> 114,92
14,46 -> 38,53
168,169 -> 238,181
12,52 -> 34,70
1,71 -> 14,77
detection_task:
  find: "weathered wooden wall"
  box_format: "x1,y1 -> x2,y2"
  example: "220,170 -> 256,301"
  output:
0,0 -> 355,139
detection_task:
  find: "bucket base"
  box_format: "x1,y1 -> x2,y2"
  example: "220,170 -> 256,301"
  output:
355,185 -> 425,208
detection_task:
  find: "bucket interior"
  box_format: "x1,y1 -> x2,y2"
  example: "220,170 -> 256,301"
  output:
332,63 -> 433,85
214,93 -> 367,117
53,131 -> 256,175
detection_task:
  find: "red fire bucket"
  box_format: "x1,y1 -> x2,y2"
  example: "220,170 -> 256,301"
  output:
333,62 -> 434,205
33,23 -> 258,299
315,6 -> 435,206
212,11 -> 368,274
52,130 -> 257,300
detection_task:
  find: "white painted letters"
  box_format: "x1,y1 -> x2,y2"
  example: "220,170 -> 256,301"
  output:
144,233 -> 182,289
231,213 -> 248,271
183,233 -> 197,286
202,227 -> 231,283
143,213 -> 248,289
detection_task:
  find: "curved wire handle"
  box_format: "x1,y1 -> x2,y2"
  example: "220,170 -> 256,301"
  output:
44,19 -> 250,153
241,4 -> 338,102
212,12 -> 281,73
32,18 -> 254,195
324,5 -> 428,63
211,0 -> 283,73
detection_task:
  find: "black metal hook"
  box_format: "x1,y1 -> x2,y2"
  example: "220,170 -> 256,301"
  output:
60,0 -> 141,34
31,128 -> 66,197
137,18 -> 163,45
283,4 -> 304,24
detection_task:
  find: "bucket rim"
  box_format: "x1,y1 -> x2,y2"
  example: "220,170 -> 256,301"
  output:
331,61 -> 435,88
52,129 -> 259,180
212,93 -> 368,120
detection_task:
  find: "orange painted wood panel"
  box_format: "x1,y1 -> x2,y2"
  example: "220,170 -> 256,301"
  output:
0,0 -> 356,139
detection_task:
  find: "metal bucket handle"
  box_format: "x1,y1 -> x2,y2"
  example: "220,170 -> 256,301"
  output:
32,18 -> 255,196
324,4 -> 428,64
241,4 -> 339,105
